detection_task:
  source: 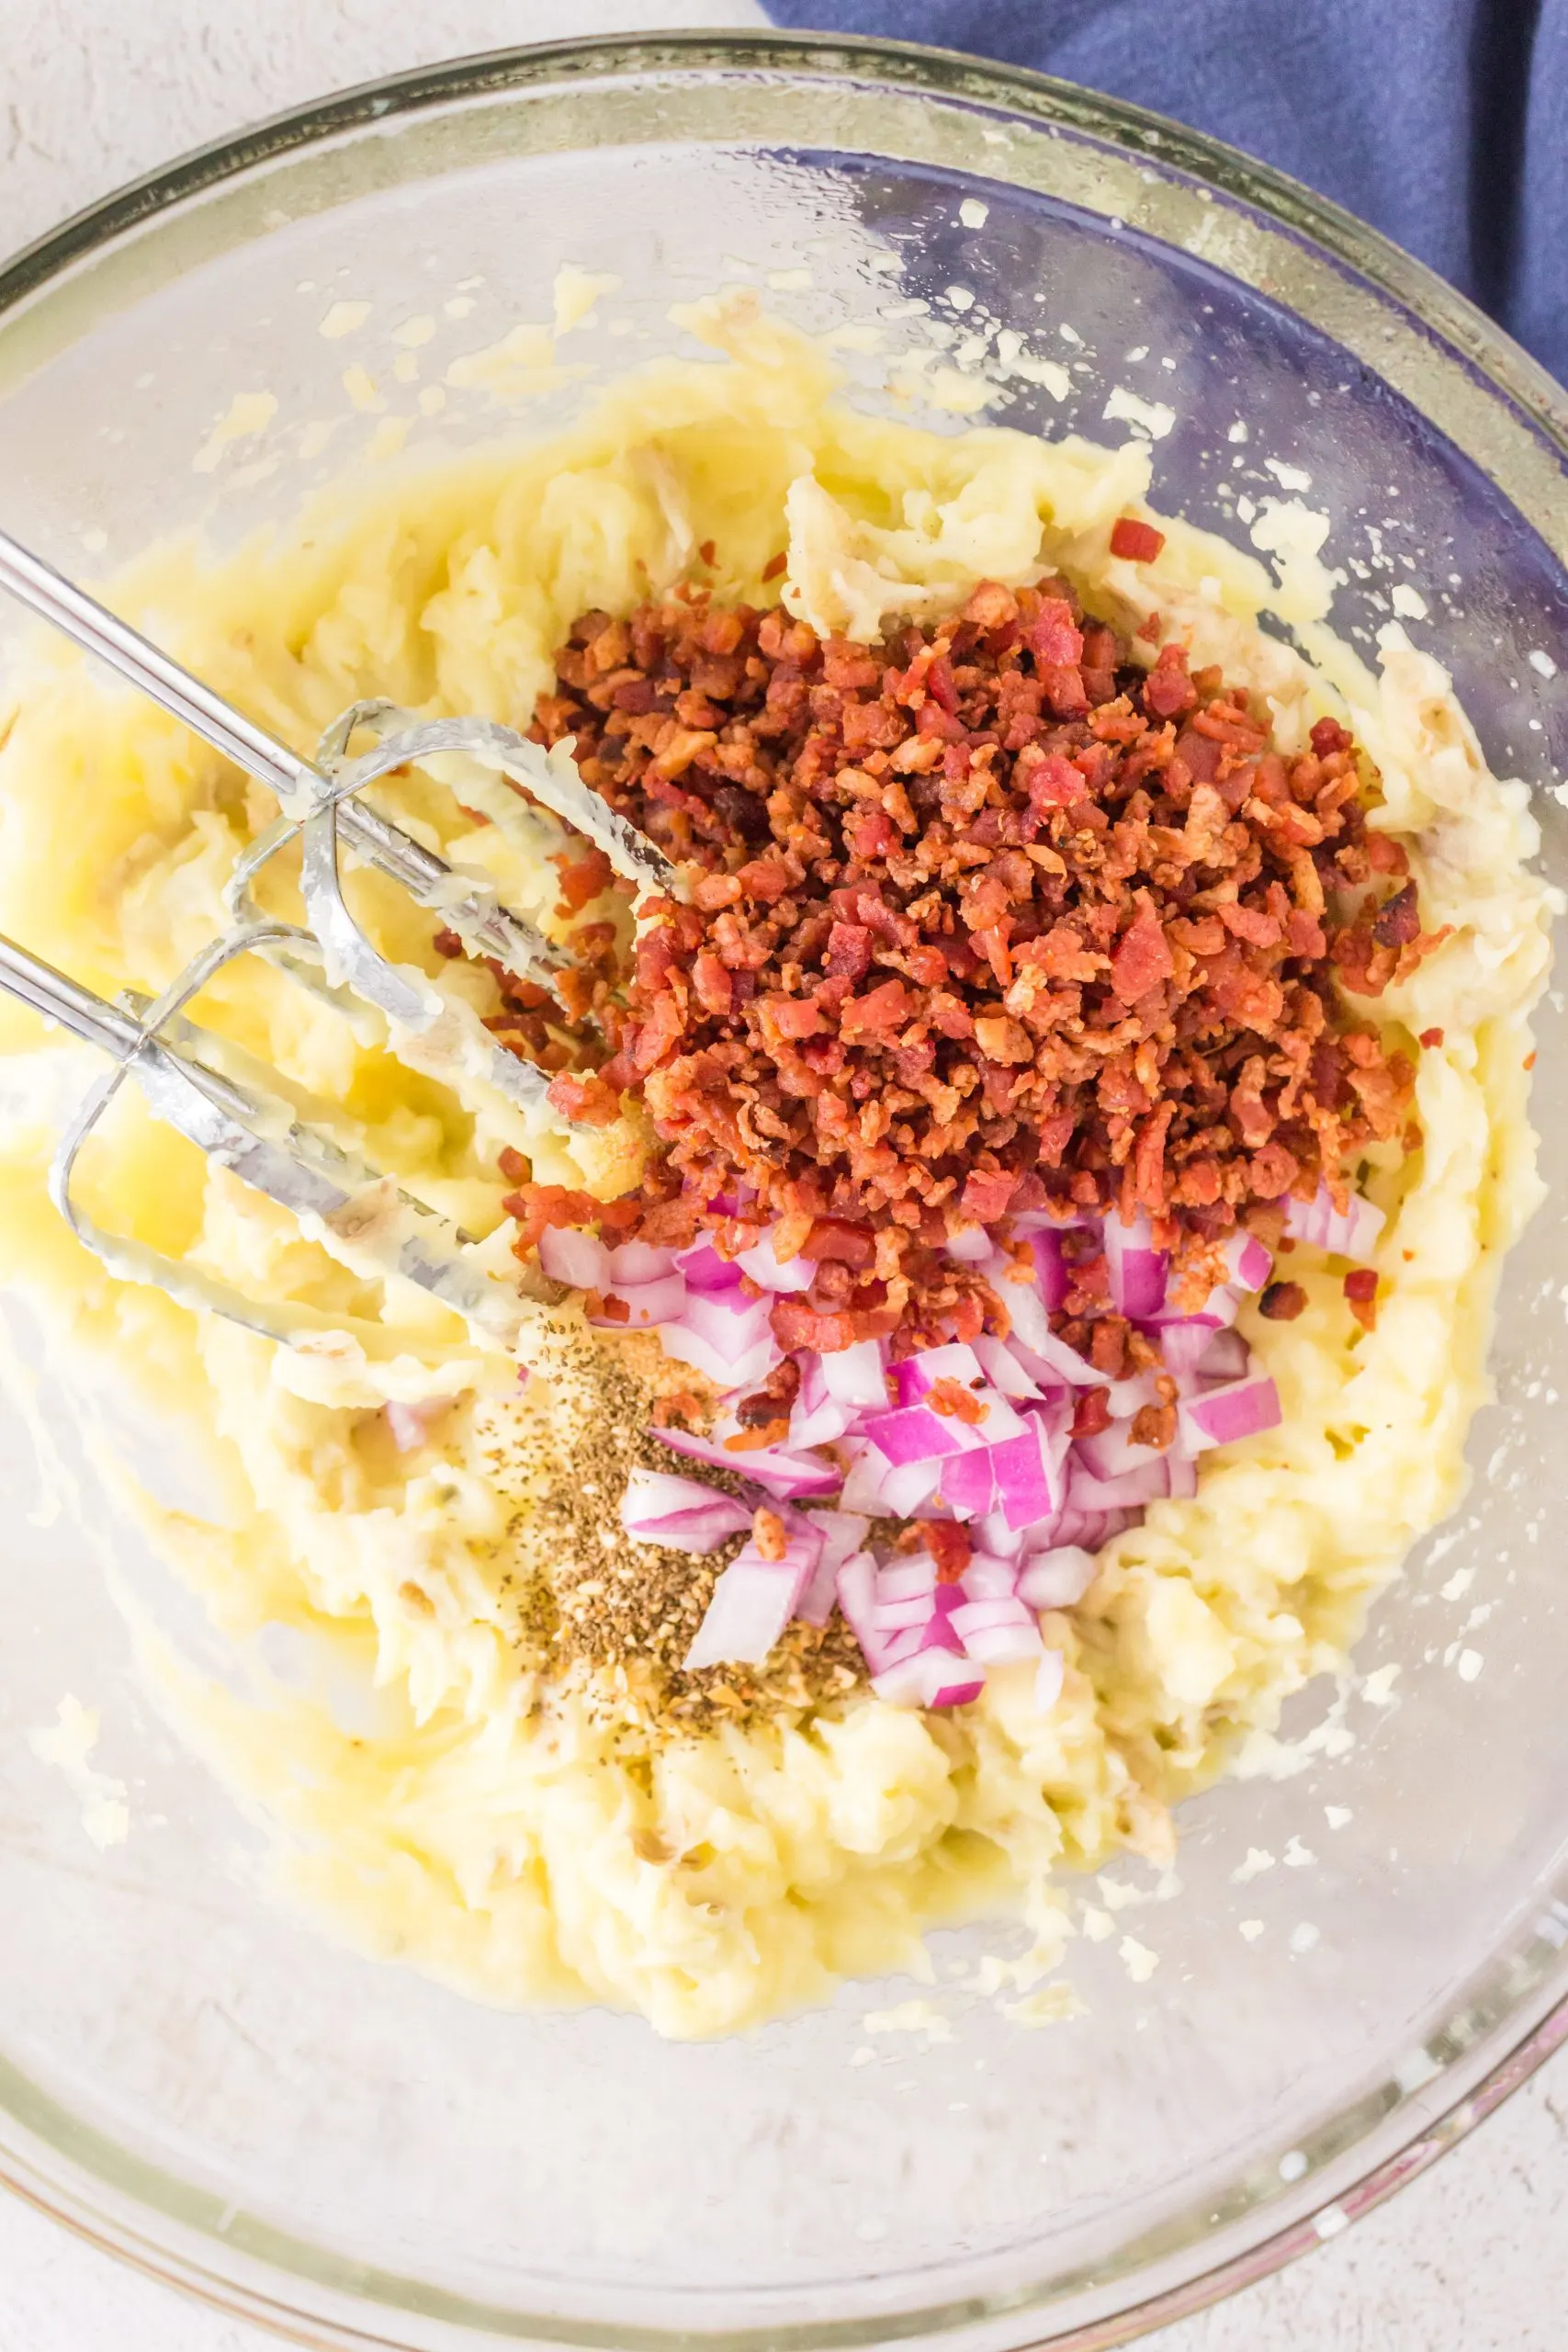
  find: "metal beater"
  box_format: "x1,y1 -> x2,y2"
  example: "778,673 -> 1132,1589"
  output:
0,528 -> 679,1359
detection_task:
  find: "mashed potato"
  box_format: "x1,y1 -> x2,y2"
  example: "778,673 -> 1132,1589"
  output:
0,300 -> 1552,2036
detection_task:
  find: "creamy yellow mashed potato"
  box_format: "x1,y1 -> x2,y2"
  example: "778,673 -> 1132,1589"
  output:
0,301 -> 1552,2036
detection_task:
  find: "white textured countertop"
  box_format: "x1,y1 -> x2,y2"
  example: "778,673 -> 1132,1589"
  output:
1,4 -> 1564,2346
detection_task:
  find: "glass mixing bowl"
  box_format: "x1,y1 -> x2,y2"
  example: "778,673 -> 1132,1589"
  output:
1,32 -> 1566,2352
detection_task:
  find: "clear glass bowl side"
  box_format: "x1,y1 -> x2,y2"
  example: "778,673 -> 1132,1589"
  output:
0,40 -> 1564,2352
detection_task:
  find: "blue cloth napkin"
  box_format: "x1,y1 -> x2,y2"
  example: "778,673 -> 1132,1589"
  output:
761,0 -> 1567,385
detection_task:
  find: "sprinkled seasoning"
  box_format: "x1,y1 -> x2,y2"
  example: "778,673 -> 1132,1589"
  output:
479,1331 -> 862,1736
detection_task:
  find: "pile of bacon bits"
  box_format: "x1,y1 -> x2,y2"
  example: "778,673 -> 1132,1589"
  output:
518,560 -> 1445,1350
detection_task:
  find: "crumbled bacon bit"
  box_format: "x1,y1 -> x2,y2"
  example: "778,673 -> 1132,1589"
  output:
1130,1399 -> 1177,1449
1418,1026 -> 1445,1049
528,581 -> 1437,1337
546,1070 -> 623,1126
1344,1267 -> 1379,1330
725,1418 -> 791,1450
734,1358 -> 801,1426
505,1182 -> 602,1257
1110,516 -> 1166,563
751,1506 -> 787,1561
923,1520 -> 972,1582
498,1145 -> 530,1183
800,1216 -> 876,1269
1372,882 -> 1421,949
553,844 -> 614,917
1259,1280 -> 1308,1320
1071,1386 -> 1113,1438
651,1388 -> 706,1428
769,1292 -> 901,1352
926,1376 -> 986,1424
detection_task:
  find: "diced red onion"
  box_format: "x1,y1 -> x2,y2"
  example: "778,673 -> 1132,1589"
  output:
996,1277 -> 1054,1360
1107,1369 -> 1159,1419
1140,1283 -> 1242,1333
684,1284 -> 772,1331
657,1323 -> 779,1390
1035,1386 -> 1076,1449
538,1225 -> 612,1292
879,1457 -> 945,1517
655,1288 -> 778,1386
1044,1508 -> 1106,1552
1077,1420 -> 1166,1483
794,1509 -> 869,1623
953,1616 -> 1044,1666
623,1165 -> 1269,1704
878,1555 -> 939,1602
1017,1544 -> 1098,1609
938,1448 -> 998,1520
1033,1650 -> 1066,1713
788,1392 -> 855,1450
990,1414 -> 1066,1532
795,1554 -> 837,1627
836,1548 -> 878,1643
592,1272 -> 688,1329
976,1507 -> 1028,1559
1025,1227 -> 1069,1313
1103,1209 -> 1168,1320
1194,1327 -> 1249,1382
891,1340 -> 987,1403
736,1227 -> 814,1293
972,1333 -> 1041,1400
949,1595 -> 1032,1634
836,1442 -> 891,1516
620,1468 -> 753,1553
1284,1181 -> 1384,1261
1178,1372 -> 1282,1453
949,1589 -> 1048,1665
1053,1505 -> 1135,1552
840,1443 -> 945,1520
682,1537 -> 817,1668
959,1552 -> 1020,1601
873,1652 -> 986,1709
944,1222 -> 994,1264
872,1591 -> 938,1633
972,1388 -> 1029,1445
871,1626 -> 924,1673
820,1338 -> 890,1412
863,1403 -> 979,1465
808,1508 -> 870,1566
1166,1452 -> 1200,1499
1221,1228 -> 1273,1291
1008,1327 -> 1110,1389
1069,1456 -> 1171,1510
654,1423 -> 840,1499
674,1240 -> 744,1294
608,1240 -> 678,1286
1153,1319 -> 1228,1379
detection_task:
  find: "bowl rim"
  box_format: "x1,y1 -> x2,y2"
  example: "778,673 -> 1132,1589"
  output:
0,28 -> 1564,2352
2,26 -> 1565,468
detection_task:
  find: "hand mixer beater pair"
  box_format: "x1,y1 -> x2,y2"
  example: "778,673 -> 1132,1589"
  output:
0,529 -> 680,1364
